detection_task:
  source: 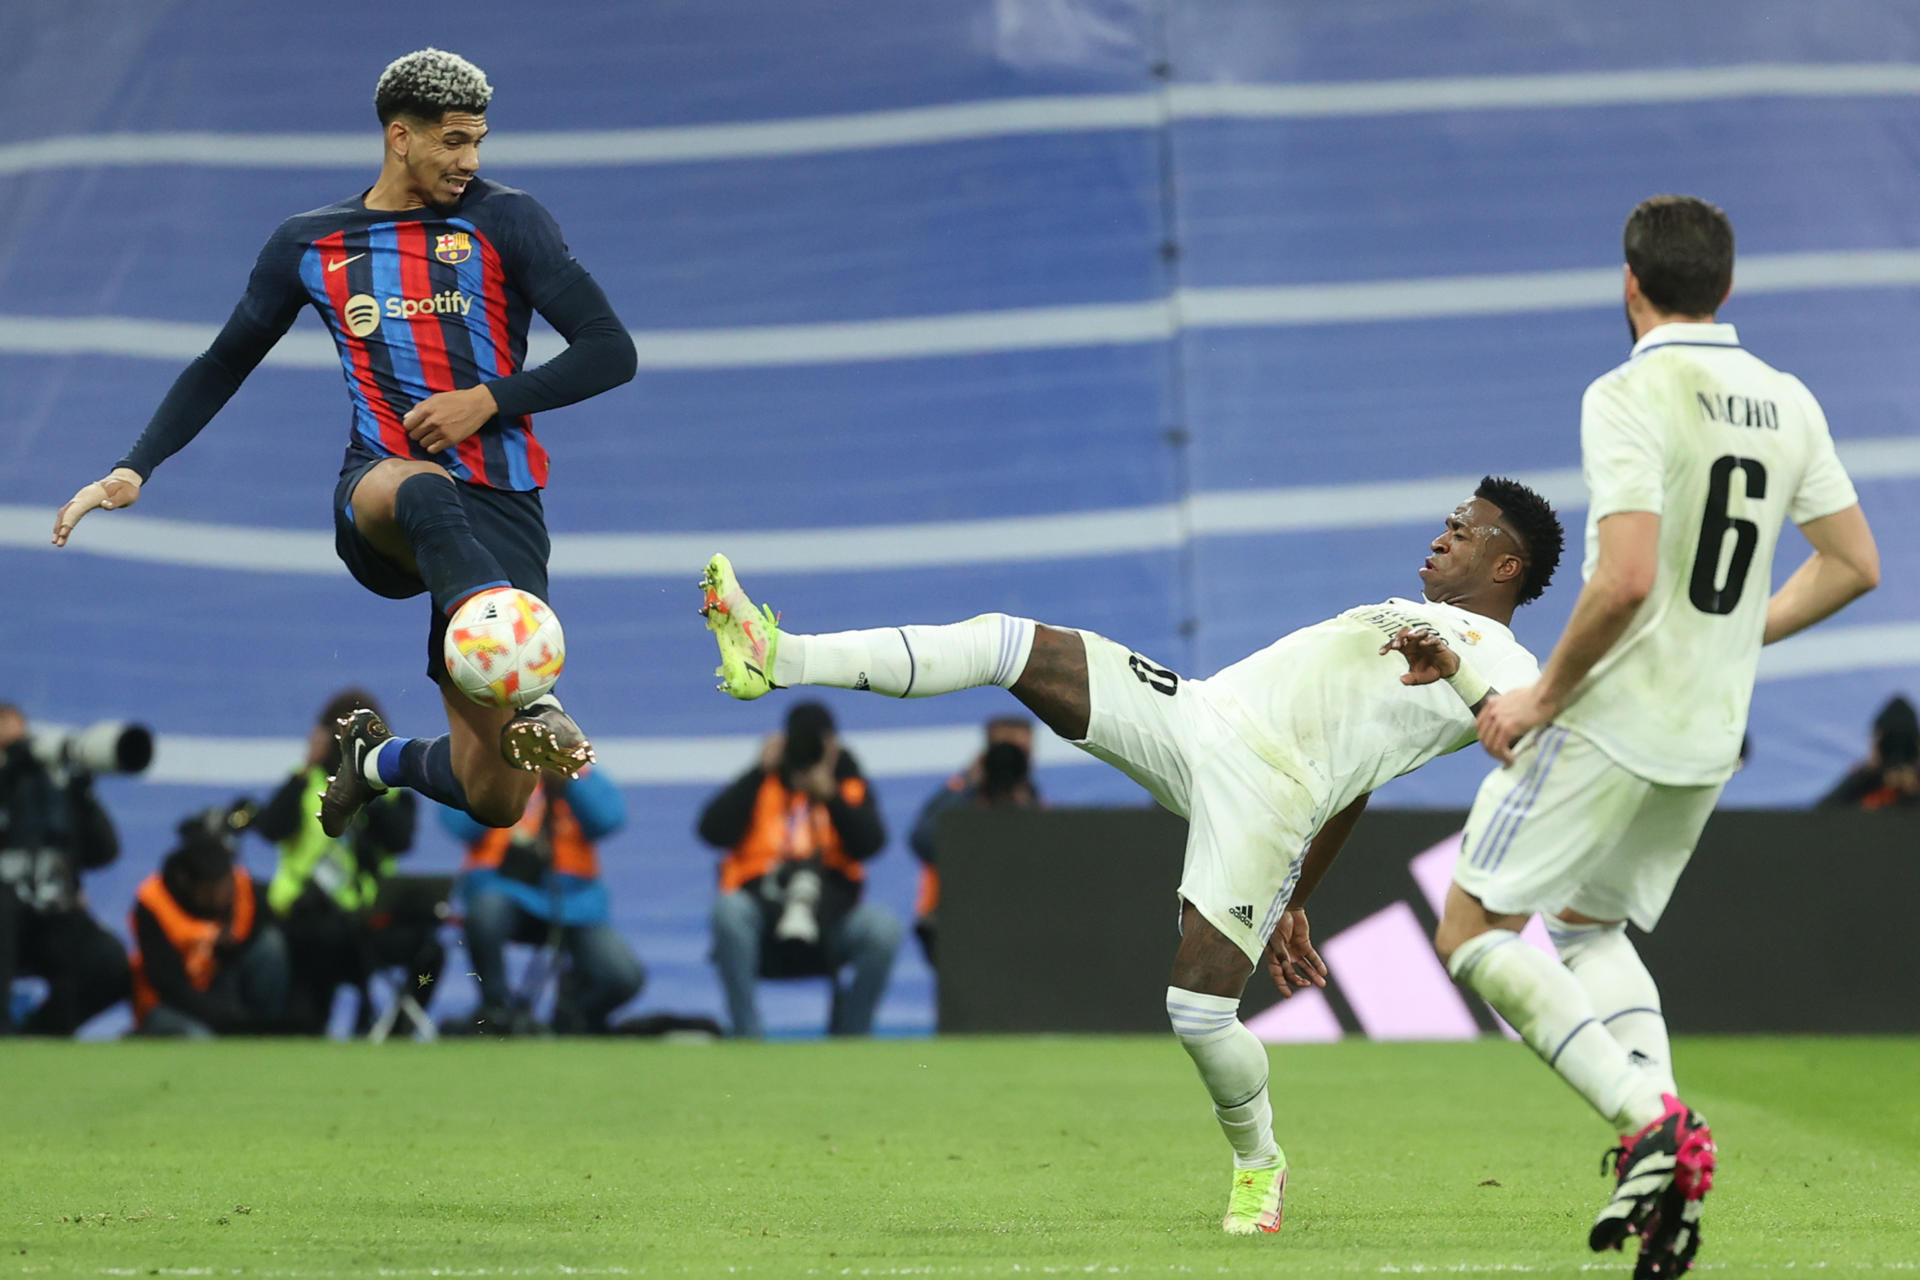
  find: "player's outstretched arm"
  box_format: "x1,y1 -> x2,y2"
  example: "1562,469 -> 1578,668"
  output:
51,468 -> 143,546
55,230 -> 302,546
1764,503 -> 1879,645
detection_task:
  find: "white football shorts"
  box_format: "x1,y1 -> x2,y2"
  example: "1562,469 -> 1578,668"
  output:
1070,630 -> 1318,965
1455,724 -> 1723,930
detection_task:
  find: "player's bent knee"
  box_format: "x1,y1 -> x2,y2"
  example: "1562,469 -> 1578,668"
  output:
464,797 -> 526,830
1168,902 -> 1254,998
350,458 -> 451,525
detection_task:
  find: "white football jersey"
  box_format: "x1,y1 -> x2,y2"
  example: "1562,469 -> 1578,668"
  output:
1200,597 -> 1539,829
1556,322 -> 1858,785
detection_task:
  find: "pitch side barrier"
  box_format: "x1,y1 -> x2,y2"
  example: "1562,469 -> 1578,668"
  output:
935,808 -> 1920,1037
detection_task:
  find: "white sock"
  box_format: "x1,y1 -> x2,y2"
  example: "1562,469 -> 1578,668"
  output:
771,614 -> 1036,698
1547,918 -> 1677,1097
1448,930 -> 1664,1133
362,738 -> 399,791
1166,987 -> 1282,1170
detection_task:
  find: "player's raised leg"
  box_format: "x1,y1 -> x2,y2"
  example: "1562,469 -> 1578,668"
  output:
321,667 -> 547,833
346,460 -> 511,615
320,459 -> 589,834
1169,902 -> 1286,1235
700,553 -> 1291,1234
699,552 -> 1090,738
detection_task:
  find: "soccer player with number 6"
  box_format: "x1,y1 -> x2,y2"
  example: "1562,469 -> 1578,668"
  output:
1427,196 -> 1881,1277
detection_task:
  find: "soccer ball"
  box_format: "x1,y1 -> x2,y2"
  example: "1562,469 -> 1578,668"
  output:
443,587 -> 566,709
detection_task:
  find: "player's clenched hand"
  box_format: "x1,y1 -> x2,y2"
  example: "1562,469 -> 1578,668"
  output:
403,385 -> 498,454
1382,625 -> 1459,686
1476,683 -> 1551,765
52,467 -> 143,547
1263,908 -> 1328,998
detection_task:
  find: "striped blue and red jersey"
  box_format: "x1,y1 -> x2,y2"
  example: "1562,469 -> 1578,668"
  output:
238,180 -> 586,490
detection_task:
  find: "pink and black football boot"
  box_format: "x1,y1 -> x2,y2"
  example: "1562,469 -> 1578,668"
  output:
1589,1093 -> 1716,1276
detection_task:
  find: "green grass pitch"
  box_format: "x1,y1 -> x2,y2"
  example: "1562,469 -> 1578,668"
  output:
2,1036 -> 1914,1277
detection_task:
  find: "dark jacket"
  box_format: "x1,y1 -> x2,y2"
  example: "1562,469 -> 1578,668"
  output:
0,741 -> 118,913
129,864 -> 266,1032
697,749 -> 885,911
1817,764 -> 1920,810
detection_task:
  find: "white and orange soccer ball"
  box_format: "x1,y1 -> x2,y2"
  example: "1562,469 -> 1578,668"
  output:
442,587 -> 567,709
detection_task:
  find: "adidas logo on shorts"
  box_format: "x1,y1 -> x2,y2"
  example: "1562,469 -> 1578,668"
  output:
1229,904 -> 1255,928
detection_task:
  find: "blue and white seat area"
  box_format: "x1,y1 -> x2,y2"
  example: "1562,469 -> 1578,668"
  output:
4,1 -> 1916,1033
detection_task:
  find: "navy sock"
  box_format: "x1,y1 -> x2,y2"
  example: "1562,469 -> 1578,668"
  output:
384,736 -> 470,813
393,472 -> 509,614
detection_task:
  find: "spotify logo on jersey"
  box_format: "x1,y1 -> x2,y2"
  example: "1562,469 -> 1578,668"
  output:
343,294 -> 381,338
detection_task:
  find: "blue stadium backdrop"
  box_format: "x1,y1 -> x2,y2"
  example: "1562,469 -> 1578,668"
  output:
5,0 -> 1917,1035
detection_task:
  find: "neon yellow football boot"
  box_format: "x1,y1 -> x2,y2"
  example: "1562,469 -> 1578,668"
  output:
699,553 -> 780,700
1221,1159 -> 1287,1235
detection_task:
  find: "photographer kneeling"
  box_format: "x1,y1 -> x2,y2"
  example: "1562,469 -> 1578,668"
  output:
0,704 -> 137,1035
130,809 -> 290,1038
697,702 -> 899,1038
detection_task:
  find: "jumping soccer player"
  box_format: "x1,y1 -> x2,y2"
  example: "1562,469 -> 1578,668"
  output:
51,49 -> 637,834
1429,196 -> 1879,1276
697,477 -> 1564,1235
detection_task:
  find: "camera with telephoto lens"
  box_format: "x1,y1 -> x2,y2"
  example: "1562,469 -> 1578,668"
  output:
768,702 -> 837,947
29,721 -> 154,777
772,865 -> 824,945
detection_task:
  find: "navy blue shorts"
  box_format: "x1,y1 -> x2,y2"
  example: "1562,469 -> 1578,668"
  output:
333,460 -> 552,684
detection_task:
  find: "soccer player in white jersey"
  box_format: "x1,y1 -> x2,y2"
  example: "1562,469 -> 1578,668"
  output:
1420,196 -> 1880,1277
696,477 -> 1565,1235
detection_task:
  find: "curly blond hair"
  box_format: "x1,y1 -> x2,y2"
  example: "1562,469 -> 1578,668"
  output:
375,48 -> 492,124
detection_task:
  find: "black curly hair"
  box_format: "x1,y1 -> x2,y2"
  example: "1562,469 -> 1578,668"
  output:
1475,476 -> 1564,607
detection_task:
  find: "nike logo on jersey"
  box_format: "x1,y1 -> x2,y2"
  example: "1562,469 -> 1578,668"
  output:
326,253 -> 366,273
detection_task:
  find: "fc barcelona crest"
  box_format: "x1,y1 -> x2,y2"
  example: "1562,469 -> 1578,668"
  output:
434,231 -> 472,265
